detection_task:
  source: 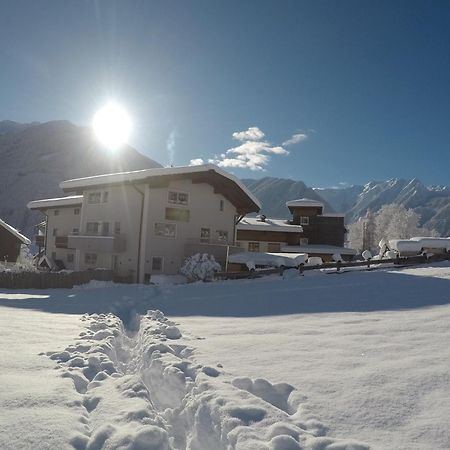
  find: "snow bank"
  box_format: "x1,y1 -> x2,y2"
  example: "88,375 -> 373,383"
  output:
44,310 -> 369,449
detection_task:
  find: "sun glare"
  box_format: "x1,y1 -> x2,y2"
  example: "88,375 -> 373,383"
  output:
92,103 -> 132,150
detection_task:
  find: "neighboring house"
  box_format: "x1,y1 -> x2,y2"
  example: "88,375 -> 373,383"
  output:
236,198 -> 356,261
0,218 -> 31,262
28,164 -> 260,281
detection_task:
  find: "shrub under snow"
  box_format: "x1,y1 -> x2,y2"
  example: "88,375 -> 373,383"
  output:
180,253 -> 221,282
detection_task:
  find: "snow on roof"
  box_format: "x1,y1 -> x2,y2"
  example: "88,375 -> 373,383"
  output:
59,164 -> 261,210
281,244 -> 357,255
321,213 -> 345,218
27,195 -> 83,210
286,198 -> 324,208
0,219 -> 31,245
391,237 -> 450,252
237,217 -> 303,233
388,240 -> 422,253
228,251 -> 308,268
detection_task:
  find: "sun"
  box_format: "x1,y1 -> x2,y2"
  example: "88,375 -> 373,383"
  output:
92,103 -> 132,150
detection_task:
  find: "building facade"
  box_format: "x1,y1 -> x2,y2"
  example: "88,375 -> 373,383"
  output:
236,198 -> 356,261
28,165 -> 260,281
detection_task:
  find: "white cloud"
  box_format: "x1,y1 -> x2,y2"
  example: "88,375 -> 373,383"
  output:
191,126 -> 308,171
232,126 -> 265,142
189,158 -> 204,166
282,133 -> 307,146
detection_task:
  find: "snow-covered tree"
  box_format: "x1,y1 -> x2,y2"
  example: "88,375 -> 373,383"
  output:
180,253 -> 221,282
348,204 -> 437,252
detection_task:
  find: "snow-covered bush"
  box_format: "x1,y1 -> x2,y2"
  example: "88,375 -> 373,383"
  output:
362,250 -> 372,261
180,253 -> 221,282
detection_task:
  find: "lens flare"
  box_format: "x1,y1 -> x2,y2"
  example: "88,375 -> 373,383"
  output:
92,103 -> 131,150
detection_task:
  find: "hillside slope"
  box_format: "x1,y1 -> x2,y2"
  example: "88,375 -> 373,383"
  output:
0,120 -> 160,237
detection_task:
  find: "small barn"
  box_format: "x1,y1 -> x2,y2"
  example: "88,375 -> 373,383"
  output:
0,218 -> 31,263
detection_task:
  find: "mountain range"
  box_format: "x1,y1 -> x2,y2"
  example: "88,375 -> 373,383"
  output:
242,177 -> 450,236
0,120 -> 448,239
0,120 -> 160,238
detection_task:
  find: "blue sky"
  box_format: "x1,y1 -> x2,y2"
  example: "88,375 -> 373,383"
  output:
1,0 -> 450,187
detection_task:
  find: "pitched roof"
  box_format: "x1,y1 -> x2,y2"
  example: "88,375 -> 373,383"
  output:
285,198 -> 324,208
0,219 -> 31,245
59,164 -> 260,214
27,195 -> 83,210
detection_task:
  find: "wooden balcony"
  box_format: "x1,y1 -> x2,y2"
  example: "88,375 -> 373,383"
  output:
67,234 -> 126,253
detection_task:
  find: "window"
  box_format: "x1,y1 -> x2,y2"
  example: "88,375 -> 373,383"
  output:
102,222 -> 109,236
165,207 -> 190,222
248,242 -> 260,252
54,210 -> 59,216
88,192 -> 101,204
52,228 -> 58,237
86,222 -> 99,234
168,191 -> 189,205
84,253 -> 97,265
152,257 -> 163,271
216,230 -> 229,243
114,221 -> 121,234
72,228 -> 79,235
220,199 -> 224,211
300,238 -> 309,245
200,227 -> 210,243
154,222 -> 176,238
268,242 -> 281,252
67,253 -> 74,263
102,191 -> 109,203
74,208 -> 80,215
300,216 -> 309,226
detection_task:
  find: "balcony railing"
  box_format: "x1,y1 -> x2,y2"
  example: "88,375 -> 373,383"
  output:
67,233 -> 126,253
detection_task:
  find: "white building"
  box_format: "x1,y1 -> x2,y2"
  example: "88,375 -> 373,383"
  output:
28,164 -> 260,282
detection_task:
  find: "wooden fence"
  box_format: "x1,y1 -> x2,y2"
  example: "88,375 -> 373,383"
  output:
215,253 -> 450,281
0,269 -> 113,289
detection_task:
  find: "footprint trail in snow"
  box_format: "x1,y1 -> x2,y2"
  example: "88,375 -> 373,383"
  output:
46,311 -> 370,450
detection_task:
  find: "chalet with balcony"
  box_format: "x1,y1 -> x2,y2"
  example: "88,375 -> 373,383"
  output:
0,218 -> 31,263
28,164 -> 260,281
236,198 -> 356,262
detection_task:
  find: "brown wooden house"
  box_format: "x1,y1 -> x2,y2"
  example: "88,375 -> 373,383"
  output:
236,198 -> 356,262
0,218 -> 31,263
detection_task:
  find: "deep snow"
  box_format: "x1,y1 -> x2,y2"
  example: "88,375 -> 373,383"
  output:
0,262 -> 449,449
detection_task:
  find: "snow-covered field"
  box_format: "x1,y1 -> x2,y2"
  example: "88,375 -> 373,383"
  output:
0,263 -> 449,449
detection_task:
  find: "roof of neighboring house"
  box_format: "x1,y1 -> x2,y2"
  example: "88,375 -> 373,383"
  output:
237,217 -> 303,233
285,198 -> 324,208
27,195 -> 83,211
281,244 -> 357,255
228,251 -> 308,268
0,219 -> 31,245
59,164 -> 260,214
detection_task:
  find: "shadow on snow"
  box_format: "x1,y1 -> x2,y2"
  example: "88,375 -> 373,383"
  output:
0,267 -> 449,318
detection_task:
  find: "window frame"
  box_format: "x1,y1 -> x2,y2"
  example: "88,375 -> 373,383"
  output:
200,227 -> 211,243
84,253 -> 98,265
88,192 -> 102,204
86,222 -> 100,234
151,256 -> 164,272
168,190 -> 189,206
248,242 -> 260,252
216,229 -> 229,243
67,253 -> 74,263
300,216 -> 310,226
